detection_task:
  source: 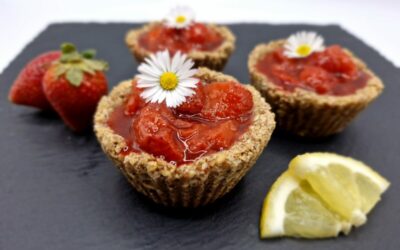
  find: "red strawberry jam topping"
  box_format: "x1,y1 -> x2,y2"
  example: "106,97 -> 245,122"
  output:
107,81 -> 253,166
138,23 -> 224,54
256,45 -> 370,95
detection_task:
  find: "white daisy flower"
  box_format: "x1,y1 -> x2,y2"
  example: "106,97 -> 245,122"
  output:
284,31 -> 325,58
137,50 -> 199,108
165,6 -> 195,29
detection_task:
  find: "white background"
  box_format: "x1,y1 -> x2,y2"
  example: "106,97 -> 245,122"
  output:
1,0 -> 400,73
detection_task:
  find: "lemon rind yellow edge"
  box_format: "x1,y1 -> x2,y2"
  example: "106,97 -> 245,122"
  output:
260,171 -> 298,238
289,152 -> 390,192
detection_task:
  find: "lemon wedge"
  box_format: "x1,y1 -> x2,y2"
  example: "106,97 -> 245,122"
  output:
260,153 -> 390,239
260,171 -> 351,238
289,153 -> 390,226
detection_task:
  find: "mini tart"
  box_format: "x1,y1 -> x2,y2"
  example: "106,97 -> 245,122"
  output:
125,22 -> 235,71
248,40 -> 384,137
94,68 -> 275,207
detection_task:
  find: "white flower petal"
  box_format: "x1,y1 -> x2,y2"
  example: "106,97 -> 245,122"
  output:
137,74 -> 158,82
161,50 -> 171,72
138,63 -> 161,78
176,85 -> 195,97
169,93 -> 184,107
143,57 -> 163,75
182,59 -> 195,70
171,51 -> 182,73
174,56 -> 187,74
175,96 -> 186,107
157,90 -> 168,103
137,81 -> 158,88
177,68 -> 197,80
176,60 -> 194,76
172,86 -> 185,97
165,92 -> 175,107
154,51 -> 168,72
179,78 -> 199,88
141,86 -> 160,99
149,54 -> 165,73
151,88 -> 164,103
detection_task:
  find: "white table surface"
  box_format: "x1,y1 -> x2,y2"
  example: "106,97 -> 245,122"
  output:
1,0 -> 400,74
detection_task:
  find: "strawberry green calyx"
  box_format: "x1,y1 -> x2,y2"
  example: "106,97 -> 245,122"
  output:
54,42 -> 109,87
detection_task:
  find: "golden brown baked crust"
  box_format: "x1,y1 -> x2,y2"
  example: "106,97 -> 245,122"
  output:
125,22 -> 236,71
248,40 -> 384,137
94,67 -> 275,207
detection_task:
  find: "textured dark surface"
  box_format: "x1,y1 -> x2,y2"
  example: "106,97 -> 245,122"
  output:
1,23 -> 399,250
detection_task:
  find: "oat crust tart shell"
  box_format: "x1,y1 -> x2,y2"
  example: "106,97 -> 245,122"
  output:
248,40 -> 384,137
94,68 -> 275,207
125,22 -> 236,71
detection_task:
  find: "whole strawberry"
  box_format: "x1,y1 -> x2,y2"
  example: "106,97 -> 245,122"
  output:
9,51 -> 61,110
43,43 -> 108,132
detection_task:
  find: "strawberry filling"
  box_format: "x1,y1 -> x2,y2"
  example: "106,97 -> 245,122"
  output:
255,45 -> 370,95
107,81 -> 253,165
138,23 -> 224,54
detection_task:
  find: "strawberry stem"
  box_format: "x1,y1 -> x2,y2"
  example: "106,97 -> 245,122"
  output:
61,43 -> 77,54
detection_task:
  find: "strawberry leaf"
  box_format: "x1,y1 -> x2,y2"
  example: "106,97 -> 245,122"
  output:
85,59 -> 109,71
60,52 -> 82,63
82,49 -> 96,59
80,63 -> 96,75
54,65 -> 69,78
66,68 -> 83,87
99,60 -> 109,71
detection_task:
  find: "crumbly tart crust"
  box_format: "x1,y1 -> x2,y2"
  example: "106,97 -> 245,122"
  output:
125,22 -> 236,71
248,40 -> 384,137
94,68 -> 275,207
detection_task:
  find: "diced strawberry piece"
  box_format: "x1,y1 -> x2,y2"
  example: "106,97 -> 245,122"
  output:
177,124 -> 202,139
125,81 -> 144,115
133,104 -> 184,161
207,120 -> 237,149
201,82 -> 253,120
271,64 -> 298,84
172,119 -> 194,130
316,45 -> 357,76
273,48 -> 287,63
174,82 -> 204,115
314,84 -> 330,94
186,120 -> 237,153
144,26 -> 164,51
299,65 -> 333,94
187,23 -> 209,44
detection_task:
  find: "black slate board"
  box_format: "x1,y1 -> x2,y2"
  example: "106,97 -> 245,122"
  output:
1,23 -> 400,250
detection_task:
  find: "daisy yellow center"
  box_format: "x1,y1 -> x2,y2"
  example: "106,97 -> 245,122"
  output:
176,15 -> 186,24
160,72 -> 179,90
296,44 -> 312,57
